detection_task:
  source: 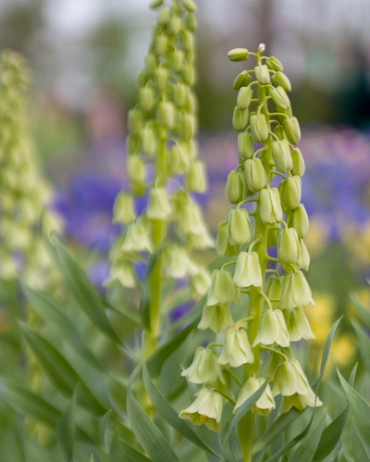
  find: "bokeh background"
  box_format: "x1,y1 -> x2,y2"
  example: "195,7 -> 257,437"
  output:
1,0 -> 370,367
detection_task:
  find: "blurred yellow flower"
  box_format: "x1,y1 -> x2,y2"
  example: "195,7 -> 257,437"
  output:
304,292 -> 335,344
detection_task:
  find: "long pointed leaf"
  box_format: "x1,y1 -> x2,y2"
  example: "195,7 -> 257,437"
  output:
57,385 -> 78,462
352,421 -> 369,462
289,413 -> 327,462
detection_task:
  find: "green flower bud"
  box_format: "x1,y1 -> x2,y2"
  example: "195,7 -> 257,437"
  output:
169,142 -> 189,174
169,15 -> 182,35
157,101 -> 174,129
182,63 -> 195,85
139,86 -> 154,111
182,0 -> 197,12
283,307 -> 314,342
266,56 -> 283,72
244,158 -> 266,192
218,328 -> 254,368
127,109 -> 142,134
121,218 -> 152,253
284,116 -> 301,144
179,388 -> 223,432
113,192 -> 136,224
266,223 -> 280,247
104,260 -> 136,288
157,7 -> 170,24
297,239 -> 310,271
232,107 -> 249,132
162,245 -> 198,278
281,388 -> 322,414
233,251 -> 262,288
186,13 -> 197,31
136,71 -> 148,88
228,208 -> 252,245
273,124 -> 286,140
238,131 -> 254,161
186,160 -> 207,192
234,377 -> 275,415
250,113 -> 269,142
273,360 -> 310,397
277,228 -> 300,264
253,309 -> 290,348
171,49 -> 184,72
147,187 -> 171,219
280,271 -> 314,309
228,48 -> 249,62
149,0 -> 163,9
198,303 -> 234,333
233,70 -> 252,90
280,176 -> 302,210
191,268 -> 211,297
174,83 -> 186,107
185,91 -> 197,113
270,86 -> 290,110
181,112 -> 196,139
271,71 -> 292,92
259,188 -> 283,224
237,86 -> 253,110
207,269 -> 236,305
255,64 -> 270,84
127,155 -> 146,184
291,148 -> 305,177
272,139 -> 292,173
142,125 -> 157,156
225,170 -> 246,204
126,133 -> 140,156
181,347 -> 225,384
266,276 -> 283,308
145,54 -> 157,74
286,204 -> 309,238
182,30 -> 194,51
155,33 -> 168,55
216,221 -> 238,257
155,65 -> 168,91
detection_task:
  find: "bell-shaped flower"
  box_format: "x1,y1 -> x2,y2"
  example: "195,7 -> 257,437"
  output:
233,252 -> 262,288
113,192 -> 136,224
218,328 -> 254,368
272,359 -> 311,397
234,377 -> 275,415
272,139 -> 292,173
266,276 -> 283,308
216,221 -> 239,257
284,307 -> 315,342
147,187 -> 171,220
191,268 -> 211,297
169,142 -> 189,174
187,228 -> 215,250
259,188 -> 283,224
127,154 -> 146,184
121,218 -> 152,253
280,271 -> 315,309
250,113 -> 269,142
277,228 -> 300,265
286,204 -> 309,238
162,245 -> 198,278
238,131 -> 254,161
181,347 -> 225,385
281,387 -> 322,413
253,309 -> 290,347
207,269 -> 236,306
179,388 -> 223,432
297,239 -> 310,271
198,303 -> 234,333
225,170 -> 246,204
186,160 -> 208,193
284,116 -> 301,144
244,158 -> 266,193
228,208 -> 253,246
279,176 -> 302,211
104,260 -> 136,288
291,148 -> 305,177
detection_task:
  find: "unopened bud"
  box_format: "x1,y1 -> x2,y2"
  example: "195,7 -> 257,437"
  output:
149,0 -> 163,8
225,170 -> 246,204
232,107 -> 249,132
271,71 -> 292,92
181,112 -> 196,139
266,276 -> 283,308
207,269 -> 236,305
218,329 -> 254,368
233,70 -> 252,90
136,71 -> 148,88
280,176 -> 301,211
182,30 -> 194,51
170,15 -> 182,35
174,83 -> 186,107
280,271 -> 314,309
182,0 -> 197,12
216,221 -> 238,257
273,125 -> 286,140
244,158 -> 266,192
253,309 -> 290,348
259,188 -> 283,224
297,239 -> 310,271
169,142 -> 189,174
272,139 -> 292,173
237,86 -> 253,110
171,49 -> 184,72
228,208 -> 252,245
186,13 -> 197,31
145,54 -> 157,74
228,48 -> 249,62
267,223 -> 280,247
255,64 -> 270,84
186,160 -> 207,192
155,33 -> 168,55
155,65 -> 168,90
250,113 -> 269,143
182,63 -> 195,85
266,56 -> 283,72
278,228 -> 300,264
284,116 -> 301,144
185,91 -> 197,113
142,125 -> 157,156
113,192 -> 136,224
147,187 -> 171,219
233,251 -> 262,288
238,131 -> 254,161
157,7 -> 170,24
271,86 -> 290,110
127,155 -> 146,184
140,86 -> 154,111
127,109 -> 142,134
126,134 -> 139,155
286,204 -> 309,238
291,148 -> 305,177
157,101 -> 174,129
198,303 -> 234,333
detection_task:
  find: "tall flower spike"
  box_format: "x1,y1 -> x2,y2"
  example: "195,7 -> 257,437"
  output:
107,0 -> 212,356
181,46 -> 320,442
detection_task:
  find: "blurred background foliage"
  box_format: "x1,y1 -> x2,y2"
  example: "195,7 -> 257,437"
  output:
0,2 -> 370,457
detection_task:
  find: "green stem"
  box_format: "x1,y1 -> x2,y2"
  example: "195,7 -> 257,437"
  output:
260,345 -> 288,361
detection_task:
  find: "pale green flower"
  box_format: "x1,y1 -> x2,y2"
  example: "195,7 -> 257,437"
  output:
198,303 -> 234,333
207,269 -> 236,306
283,307 -> 315,342
218,328 -> 254,368
233,252 -> 262,288
146,187 -> 172,219
253,309 -> 290,348
280,271 -> 315,309
181,347 -> 225,384
179,388 -> 223,432
272,359 -> 310,397
121,219 -> 152,253
234,377 -> 275,415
